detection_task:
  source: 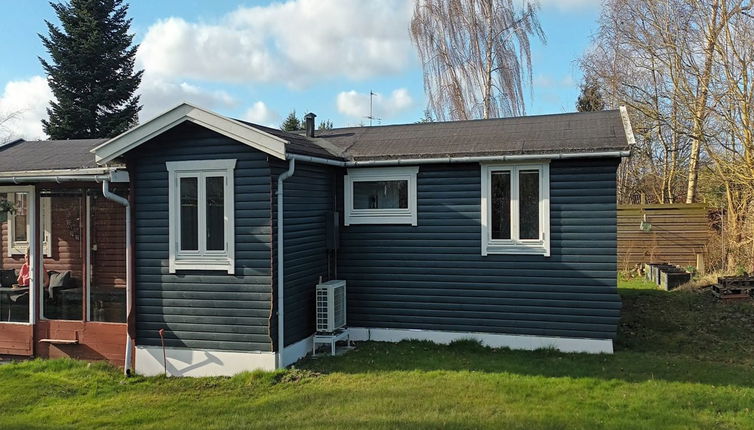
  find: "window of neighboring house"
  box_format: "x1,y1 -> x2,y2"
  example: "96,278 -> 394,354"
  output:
481,163 -> 550,256
166,159 -> 236,274
7,192 -> 52,257
344,166 -> 419,226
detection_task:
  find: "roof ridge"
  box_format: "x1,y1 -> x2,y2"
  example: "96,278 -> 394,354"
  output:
318,109 -> 620,134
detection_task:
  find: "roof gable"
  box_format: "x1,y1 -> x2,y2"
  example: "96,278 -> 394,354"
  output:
92,103 -> 290,164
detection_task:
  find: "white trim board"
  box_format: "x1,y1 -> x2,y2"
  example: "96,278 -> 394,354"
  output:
348,327 -> 614,354
282,334 -> 314,367
135,345 -> 276,377
92,103 -> 288,164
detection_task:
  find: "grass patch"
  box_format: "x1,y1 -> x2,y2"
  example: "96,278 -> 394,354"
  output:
1,279 -> 753,429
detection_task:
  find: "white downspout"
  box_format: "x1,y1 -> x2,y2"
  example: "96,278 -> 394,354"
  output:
276,158 -> 296,368
102,180 -> 133,376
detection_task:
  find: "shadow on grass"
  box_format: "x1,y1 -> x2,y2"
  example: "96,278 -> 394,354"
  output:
300,340 -> 754,388
300,288 -> 754,389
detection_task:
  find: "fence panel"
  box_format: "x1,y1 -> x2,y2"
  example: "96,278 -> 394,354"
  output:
617,203 -> 711,270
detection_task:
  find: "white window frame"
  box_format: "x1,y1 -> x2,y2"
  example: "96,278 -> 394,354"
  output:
7,191 -> 52,257
481,162 -> 550,256
167,159 -> 236,274
344,166 -> 419,226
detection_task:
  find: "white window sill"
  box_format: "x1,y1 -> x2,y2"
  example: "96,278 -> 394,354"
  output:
345,214 -> 417,226
171,258 -> 234,274
483,244 -> 550,257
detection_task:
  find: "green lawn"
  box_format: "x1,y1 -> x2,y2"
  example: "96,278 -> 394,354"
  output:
2,279 -> 754,429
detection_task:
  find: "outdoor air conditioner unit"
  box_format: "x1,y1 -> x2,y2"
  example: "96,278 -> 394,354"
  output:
316,280 -> 346,332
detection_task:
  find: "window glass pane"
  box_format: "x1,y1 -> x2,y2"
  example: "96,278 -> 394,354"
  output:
491,171 -> 511,240
89,193 -> 126,323
41,194 -> 84,321
519,170 -> 540,240
353,180 -> 408,209
206,176 -> 225,251
180,177 -> 198,251
0,192 -> 28,322
14,193 -> 28,242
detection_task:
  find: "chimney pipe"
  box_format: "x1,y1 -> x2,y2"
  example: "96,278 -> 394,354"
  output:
304,113 -> 316,138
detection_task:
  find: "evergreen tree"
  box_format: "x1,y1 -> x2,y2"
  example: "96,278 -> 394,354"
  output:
576,79 -> 605,112
318,120 -> 334,131
280,110 -> 303,131
39,0 -> 143,139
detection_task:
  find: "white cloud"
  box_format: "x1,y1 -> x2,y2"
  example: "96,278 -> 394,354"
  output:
137,73 -> 237,121
0,73 -> 239,139
537,0 -> 602,11
242,101 -> 280,127
0,76 -> 53,141
137,0 -> 414,87
336,88 -> 414,120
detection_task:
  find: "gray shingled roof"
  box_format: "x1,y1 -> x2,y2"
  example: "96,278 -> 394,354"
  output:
314,110 -> 630,161
234,120 -> 342,159
0,138 -> 107,173
0,110 -> 629,174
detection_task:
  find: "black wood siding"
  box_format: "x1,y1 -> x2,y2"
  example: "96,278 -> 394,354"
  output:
129,123 -> 273,352
272,161 -> 336,347
337,158 -> 621,340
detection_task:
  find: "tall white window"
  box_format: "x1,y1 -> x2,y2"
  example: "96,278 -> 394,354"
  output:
167,160 -> 236,274
6,191 -> 52,257
481,163 -> 550,256
344,166 -> 418,226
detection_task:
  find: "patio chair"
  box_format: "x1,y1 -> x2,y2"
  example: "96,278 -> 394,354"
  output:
47,270 -> 73,299
0,269 -> 17,287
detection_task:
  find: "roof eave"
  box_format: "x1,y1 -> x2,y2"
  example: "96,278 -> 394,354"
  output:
287,149 -> 631,167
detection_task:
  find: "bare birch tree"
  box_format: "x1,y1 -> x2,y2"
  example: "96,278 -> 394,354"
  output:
410,0 -> 545,121
582,0 -> 754,270
0,110 -> 22,144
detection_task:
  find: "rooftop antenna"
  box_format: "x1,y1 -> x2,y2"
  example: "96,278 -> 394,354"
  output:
365,90 -> 382,126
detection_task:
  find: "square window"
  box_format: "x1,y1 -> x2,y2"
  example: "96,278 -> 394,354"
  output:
344,167 -> 418,226
167,160 -> 236,274
481,163 -> 550,256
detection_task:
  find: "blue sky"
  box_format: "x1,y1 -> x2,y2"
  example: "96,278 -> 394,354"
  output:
0,0 -> 601,140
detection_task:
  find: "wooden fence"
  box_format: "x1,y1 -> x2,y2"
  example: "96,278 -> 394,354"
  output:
617,203 -> 712,271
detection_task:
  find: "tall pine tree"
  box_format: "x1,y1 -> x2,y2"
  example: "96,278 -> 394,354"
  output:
39,0 -> 143,139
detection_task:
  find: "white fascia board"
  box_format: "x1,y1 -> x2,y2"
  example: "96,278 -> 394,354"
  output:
92,102 -> 288,164
282,334 -> 315,368
349,327 -> 614,354
619,106 -> 637,149
135,345 -> 276,377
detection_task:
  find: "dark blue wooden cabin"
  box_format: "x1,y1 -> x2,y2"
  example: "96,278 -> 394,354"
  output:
91,103 -> 632,376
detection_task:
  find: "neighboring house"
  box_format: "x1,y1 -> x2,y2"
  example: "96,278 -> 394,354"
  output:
0,103 -> 633,376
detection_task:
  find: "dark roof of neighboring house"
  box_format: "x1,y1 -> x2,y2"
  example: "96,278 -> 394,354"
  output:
234,120 -> 342,159
313,110 -> 630,161
0,138 -> 107,173
0,109 -> 631,174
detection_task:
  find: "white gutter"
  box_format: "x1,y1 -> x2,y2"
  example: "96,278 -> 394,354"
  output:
0,174 -> 112,184
102,180 -> 133,376
275,158 -> 296,368
287,150 -> 631,167
0,167 -> 123,178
